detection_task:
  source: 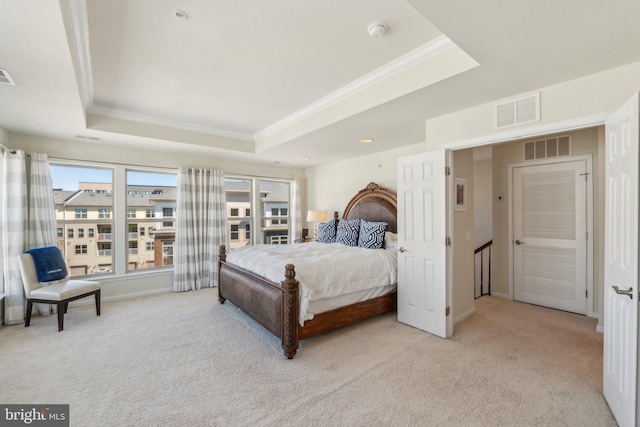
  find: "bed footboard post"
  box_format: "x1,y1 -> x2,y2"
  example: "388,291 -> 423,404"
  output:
218,244 -> 227,304
282,264 -> 299,359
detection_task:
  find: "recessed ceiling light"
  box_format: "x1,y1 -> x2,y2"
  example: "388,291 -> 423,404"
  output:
300,157 -> 310,161
175,10 -> 188,20
360,138 -> 374,144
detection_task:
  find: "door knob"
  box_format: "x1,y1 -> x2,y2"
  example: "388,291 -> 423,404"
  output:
398,247 -> 406,253
515,240 -> 526,245
612,285 -> 633,299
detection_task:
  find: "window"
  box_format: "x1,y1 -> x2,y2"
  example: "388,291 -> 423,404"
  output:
127,170 -> 177,271
162,240 -> 174,266
224,177 -> 292,247
260,180 -> 291,244
50,162 -> 177,277
270,207 -> 288,225
270,235 -> 288,245
128,225 -> 138,240
51,164 -> 113,277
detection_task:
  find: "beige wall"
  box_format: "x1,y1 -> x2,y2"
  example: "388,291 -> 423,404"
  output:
304,143 -> 424,218
425,60 -> 640,149
489,127 -> 601,315
7,132 -> 305,301
473,154 -> 493,247
452,149 -> 475,323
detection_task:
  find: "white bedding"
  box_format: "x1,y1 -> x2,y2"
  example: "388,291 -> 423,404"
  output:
225,242 -> 397,325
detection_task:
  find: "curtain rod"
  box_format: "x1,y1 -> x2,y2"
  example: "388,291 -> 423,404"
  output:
0,142 -> 16,154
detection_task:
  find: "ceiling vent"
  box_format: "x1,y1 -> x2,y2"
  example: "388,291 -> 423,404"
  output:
523,135 -> 571,161
0,68 -> 16,85
494,92 -> 540,129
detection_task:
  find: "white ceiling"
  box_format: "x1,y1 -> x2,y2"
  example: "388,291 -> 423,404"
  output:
1,0 -> 640,167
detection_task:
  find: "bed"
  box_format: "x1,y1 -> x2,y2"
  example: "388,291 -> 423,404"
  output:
217,182 -> 397,359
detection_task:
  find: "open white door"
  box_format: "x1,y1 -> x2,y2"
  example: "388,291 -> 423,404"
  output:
603,92 -> 640,427
397,150 -> 450,338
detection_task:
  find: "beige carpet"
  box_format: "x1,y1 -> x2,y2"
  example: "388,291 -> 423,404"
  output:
0,290 -> 616,426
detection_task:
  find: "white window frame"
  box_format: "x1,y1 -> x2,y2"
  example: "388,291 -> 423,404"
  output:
50,159 -> 177,278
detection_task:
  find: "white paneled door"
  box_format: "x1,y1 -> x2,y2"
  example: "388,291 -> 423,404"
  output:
397,150 -> 450,338
603,93 -> 639,427
512,159 -> 590,314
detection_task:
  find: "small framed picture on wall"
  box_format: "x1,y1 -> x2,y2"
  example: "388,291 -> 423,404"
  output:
455,178 -> 467,211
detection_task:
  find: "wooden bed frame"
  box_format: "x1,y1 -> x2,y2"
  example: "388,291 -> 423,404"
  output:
217,182 -> 397,359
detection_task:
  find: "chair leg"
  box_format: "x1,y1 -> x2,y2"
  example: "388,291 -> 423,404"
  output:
57,302 -> 65,331
95,290 -> 101,316
25,300 -> 33,327
64,302 -> 69,313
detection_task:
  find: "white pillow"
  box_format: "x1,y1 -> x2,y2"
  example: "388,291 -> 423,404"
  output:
384,231 -> 398,250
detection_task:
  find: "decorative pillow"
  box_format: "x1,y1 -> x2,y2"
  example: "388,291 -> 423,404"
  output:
26,246 -> 68,282
384,231 -> 398,251
317,219 -> 337,243
336,218 -> 361,246
358,220 -> 388,249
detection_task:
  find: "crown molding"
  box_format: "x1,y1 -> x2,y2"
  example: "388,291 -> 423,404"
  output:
66,2 -> 454,146
87,105 -> 255,141
253,35 -> 456,141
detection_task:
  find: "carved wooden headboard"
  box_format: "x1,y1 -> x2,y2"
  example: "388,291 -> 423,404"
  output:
342,182 -> 397,233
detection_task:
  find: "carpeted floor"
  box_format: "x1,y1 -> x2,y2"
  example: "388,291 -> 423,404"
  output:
0,289 -> 616,426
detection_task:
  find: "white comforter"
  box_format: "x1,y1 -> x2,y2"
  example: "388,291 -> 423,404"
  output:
225,242 -> 397,325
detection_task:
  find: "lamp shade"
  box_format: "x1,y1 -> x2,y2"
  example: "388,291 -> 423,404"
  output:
306,210 -> 328,222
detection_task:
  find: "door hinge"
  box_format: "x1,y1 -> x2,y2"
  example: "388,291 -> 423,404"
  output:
445,166 -> 451,176
446,237 -> 451,247
586,290 -> 588,298
446,306 -> 450,316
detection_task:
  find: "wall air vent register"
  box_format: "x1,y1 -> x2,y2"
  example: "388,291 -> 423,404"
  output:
494,92 -> 540,129
523,135 -> 571,161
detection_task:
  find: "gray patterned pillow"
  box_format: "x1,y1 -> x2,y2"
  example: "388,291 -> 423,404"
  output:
358,220 -> 388,249
317,219 -> 337,243
336,218 -> 361,246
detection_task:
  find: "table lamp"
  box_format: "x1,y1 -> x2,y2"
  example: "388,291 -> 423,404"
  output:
306,210 -> 328,241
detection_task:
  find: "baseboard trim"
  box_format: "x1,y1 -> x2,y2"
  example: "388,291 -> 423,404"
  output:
454,307 -> 476,325
490,292 -> 511,300
70,287 -> 173,307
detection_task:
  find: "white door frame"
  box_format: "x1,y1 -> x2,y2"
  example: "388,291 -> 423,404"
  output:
442,113 -> 607,319
507,155 -> 594,317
